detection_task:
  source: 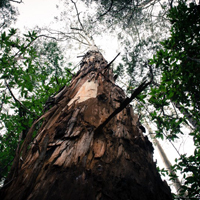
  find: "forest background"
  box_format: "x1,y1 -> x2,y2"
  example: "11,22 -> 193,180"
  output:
0,0 -> 199,199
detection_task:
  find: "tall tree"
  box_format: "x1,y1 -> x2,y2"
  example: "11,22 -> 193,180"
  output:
0,50 -> 172,200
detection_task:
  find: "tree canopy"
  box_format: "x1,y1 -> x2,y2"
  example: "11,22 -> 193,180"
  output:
0,0 -> 200,198
148,1 -> 200,197
0,0 -> 23,29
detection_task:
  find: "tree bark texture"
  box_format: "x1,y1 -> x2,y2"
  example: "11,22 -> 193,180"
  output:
0,51 -> 172,200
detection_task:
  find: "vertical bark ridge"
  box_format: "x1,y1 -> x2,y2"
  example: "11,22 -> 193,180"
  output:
0,51 -> 172,200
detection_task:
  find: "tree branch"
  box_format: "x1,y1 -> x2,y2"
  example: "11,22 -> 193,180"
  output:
95,65 -> 153,133
71,0 -> 84,30
104,52 -> 120,69
10,0 -> 23,4
187,56 -> 200,64
98,0 -> 114,18
5,81 -> 38,118
71,0 -> 96,47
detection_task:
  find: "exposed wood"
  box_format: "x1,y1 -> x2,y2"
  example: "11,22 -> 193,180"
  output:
0,51 -> 172,200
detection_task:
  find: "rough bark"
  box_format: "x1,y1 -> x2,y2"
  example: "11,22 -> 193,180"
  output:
0,51 -> 172,200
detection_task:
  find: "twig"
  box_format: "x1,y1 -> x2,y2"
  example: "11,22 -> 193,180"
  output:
5,81 -> 38,118
0,21 -> 6,29
137,0 -> 155,8
10,0 -> 23,4
98,0 -> 114,18
71,0 -> 96,47
71,0 -> 84,30
66,68 -> 75,76
187,56 -> 200,64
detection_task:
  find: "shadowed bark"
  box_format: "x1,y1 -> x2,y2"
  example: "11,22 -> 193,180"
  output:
0,51 -> 172,200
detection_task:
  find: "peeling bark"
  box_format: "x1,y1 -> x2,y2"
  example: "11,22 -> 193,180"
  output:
0,51 -> 172,200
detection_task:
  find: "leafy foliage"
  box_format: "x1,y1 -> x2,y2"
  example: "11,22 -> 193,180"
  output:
85,0 -> 155,29
0,0 -> 199,198
0,28 -> 72,181
148,0 -> 200,198
0,0 -> 20,29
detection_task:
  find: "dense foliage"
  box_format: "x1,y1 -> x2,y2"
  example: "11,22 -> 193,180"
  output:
0,0 -> 199,199
0,28 -> 72,181
148,1 -> 200,198
0,0 -> 20,28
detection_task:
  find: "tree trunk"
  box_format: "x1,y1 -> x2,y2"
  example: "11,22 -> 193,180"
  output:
144,121 -> 182,193
174,102 -> 198,131
0,51 -> 172,200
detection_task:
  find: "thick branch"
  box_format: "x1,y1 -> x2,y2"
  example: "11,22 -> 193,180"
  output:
95,77 -> 152,133
104,52 -> 120,69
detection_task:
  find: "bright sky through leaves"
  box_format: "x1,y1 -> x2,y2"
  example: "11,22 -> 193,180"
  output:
8,0 -> 197,195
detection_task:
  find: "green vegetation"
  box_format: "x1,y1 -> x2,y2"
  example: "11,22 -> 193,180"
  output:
0,0 -> 199,198
148,1 -> 200,198
0,28 -> 72,181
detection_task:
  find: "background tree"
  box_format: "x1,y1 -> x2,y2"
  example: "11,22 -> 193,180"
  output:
0,28 -> 72,182
147,1 -> 200,198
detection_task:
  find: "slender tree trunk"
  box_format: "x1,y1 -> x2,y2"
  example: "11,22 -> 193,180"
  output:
174,102 -> 198,130
144,121 -> 182,193
0,51 -> 172,200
